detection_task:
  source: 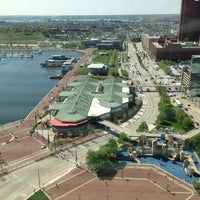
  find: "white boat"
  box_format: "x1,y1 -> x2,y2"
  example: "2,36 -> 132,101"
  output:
61,60 -> 73,74
40,54 -> 71,67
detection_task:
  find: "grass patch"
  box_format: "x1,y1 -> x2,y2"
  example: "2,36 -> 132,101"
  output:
157,60 -> 172,75
0,32 -> 45,43
108,68 -> 120,77
75,67 -> 89,75
92,50 -> 119,67
122,52 -> 128,63
27,190 -> 49,200
121,69 -> 128,77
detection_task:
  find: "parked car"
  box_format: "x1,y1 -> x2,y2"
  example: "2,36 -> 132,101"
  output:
41,144 -> 47,149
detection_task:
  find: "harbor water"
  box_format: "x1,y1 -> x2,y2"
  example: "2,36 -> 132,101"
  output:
0,50 -> 83,125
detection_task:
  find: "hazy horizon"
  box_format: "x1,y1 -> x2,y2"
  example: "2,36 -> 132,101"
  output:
0,0 -> 181,16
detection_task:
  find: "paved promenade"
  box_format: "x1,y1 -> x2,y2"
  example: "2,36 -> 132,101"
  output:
43,165 -> 199,200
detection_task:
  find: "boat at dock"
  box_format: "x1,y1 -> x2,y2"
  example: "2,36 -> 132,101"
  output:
61,57 -> 75,74
48,74 -> 63,79
41,59 -> 60,67
40,54 -> 71,67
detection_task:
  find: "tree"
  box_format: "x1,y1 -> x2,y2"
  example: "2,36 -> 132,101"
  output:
86,149 -> 115,174
190,133 -> 200,152
118,132 -> 129,144
176,108 -> 187,123
136,121 -> 148,132
193,181 -> 200,194
86,139 -> 119,175
181,117 -> 194,131
102,139 -> 118,159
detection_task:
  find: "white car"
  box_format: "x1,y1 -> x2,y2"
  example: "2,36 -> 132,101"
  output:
40,144 -> 47,149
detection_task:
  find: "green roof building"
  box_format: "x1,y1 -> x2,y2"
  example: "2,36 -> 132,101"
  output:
48,77 -> 134,135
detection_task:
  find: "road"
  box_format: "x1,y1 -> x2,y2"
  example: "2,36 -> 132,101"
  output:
120,41 -> 160,134
0,132 -> 117,200
122,92 -> 160,134
118,41 -> 200,140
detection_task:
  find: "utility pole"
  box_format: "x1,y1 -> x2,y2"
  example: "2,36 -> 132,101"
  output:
75,150 -> 78,167
38,170 -> 41,188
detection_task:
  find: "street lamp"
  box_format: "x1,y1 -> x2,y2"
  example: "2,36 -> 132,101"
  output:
148,172 -> 150,180
38,170 -> 41,188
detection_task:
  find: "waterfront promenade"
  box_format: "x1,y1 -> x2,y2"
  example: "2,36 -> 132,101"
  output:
0,48 -> 95,171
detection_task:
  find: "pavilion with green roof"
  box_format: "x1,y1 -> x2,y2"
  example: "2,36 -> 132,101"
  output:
48,77 -> 135,136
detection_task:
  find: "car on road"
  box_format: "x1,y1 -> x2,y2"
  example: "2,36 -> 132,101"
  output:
189,115 -> 194,118
41,144 -> 47,149
195,122 -> 199,126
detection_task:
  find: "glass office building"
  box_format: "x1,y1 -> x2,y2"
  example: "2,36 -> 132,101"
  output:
189,55 -> 200,99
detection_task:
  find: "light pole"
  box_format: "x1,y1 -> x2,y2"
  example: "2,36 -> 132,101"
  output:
38,170 -> 41,188
167,183 -> 169,192
148,172 -> 150,180
75,150 -> 78,166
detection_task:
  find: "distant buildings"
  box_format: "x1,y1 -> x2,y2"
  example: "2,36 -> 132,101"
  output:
142,34 -> 200,61
142,0 -> 200,61
81,38 -> 123,50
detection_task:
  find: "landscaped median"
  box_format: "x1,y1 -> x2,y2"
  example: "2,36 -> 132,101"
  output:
27,189 -> 49,200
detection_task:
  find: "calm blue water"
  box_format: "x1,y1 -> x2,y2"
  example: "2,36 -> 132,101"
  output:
140,156 -> 199,184
0,50 -> 83,125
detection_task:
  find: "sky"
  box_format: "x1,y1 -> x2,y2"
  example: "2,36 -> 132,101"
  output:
0,0 -> 181,15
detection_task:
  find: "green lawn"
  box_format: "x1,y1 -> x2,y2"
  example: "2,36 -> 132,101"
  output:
92,50 -> 119,67
27,190 -> 49,200
0,32 -> 45,43
75,67 -> 89,75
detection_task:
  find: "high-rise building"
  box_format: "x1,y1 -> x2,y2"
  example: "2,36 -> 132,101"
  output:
181,55 -> 200,106
178,0 -> 200,42
189,55 -> 200,97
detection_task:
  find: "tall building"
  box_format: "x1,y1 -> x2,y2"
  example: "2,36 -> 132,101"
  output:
189,55 -> 200,97
181,55 -> 200,106
142,0 -> 200,61
178,0 -> 200,42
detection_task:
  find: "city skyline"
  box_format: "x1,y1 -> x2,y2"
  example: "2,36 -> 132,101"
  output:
0,0 -> 181,16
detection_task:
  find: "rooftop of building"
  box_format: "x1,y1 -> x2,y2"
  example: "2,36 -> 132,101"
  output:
49,77 -> 132,125
87,63 -> 107,69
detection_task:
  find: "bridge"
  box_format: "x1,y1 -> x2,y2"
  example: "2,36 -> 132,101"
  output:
99,120 -> 162,139
99,120 -> 200,141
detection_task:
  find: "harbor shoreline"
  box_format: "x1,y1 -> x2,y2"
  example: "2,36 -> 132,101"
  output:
0,48 -> 94,129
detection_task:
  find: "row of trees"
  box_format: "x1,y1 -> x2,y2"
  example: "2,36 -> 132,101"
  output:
156,86 -> 194,132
